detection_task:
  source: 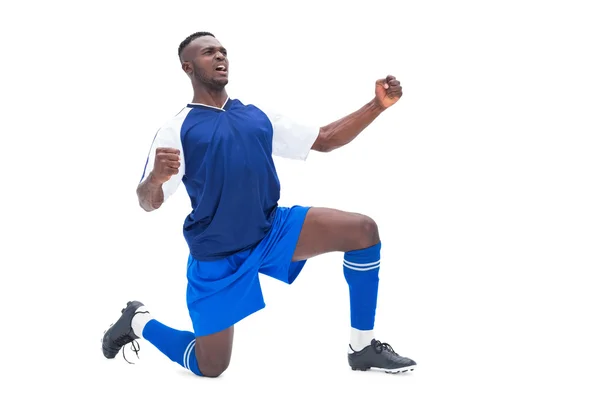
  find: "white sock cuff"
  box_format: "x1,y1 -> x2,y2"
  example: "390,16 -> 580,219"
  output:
350,328 -> 374,351
131,307 -> 152,338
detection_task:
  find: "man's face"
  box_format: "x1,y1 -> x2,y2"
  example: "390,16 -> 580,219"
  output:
182,36 -> 229,88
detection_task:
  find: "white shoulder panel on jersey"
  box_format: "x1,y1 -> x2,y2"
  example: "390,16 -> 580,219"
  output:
140,107 -> 191,201
261,108 -> 320,161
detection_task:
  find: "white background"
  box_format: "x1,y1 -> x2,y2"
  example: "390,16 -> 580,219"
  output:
1,0 -> 599,399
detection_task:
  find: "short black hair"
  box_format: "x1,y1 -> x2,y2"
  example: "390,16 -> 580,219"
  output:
178,31 -> 215,61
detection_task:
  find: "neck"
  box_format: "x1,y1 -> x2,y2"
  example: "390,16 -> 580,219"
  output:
191,85 -> 228,108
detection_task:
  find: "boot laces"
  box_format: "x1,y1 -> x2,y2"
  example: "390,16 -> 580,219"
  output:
103,324 -> 141,364
373,340 -> 398,356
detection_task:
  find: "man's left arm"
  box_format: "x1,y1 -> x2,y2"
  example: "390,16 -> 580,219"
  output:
267,75 -> 402,160
314,75 -> 402,152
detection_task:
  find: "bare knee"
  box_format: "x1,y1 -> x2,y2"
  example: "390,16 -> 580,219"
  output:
198,359 -> 230,378
194,326 -> 234,378
293,207 -> 381,259
353,214 -> 380,249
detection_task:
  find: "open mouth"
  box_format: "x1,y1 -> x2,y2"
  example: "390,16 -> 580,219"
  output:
215,65 -> 227,72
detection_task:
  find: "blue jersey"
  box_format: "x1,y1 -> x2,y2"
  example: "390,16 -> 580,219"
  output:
140,97 -> 319,261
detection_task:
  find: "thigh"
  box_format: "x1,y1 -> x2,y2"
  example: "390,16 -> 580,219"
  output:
187,253 -> 266,335
292,207 -> 380,261
187,253 -> 266,376
256,206 -> 310,284
194,326 -> 234,377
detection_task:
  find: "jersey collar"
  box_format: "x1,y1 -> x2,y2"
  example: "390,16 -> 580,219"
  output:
187,97 -> 232,112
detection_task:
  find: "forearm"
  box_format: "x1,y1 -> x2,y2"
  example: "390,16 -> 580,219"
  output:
136,172 -> 165,212
315,98 -> 385,152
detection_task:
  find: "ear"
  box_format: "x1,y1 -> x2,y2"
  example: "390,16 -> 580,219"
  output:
181,61 -> 193,75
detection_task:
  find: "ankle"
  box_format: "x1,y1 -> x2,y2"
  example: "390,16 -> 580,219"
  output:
131,307 -> 152,338
350,328 -> 374,351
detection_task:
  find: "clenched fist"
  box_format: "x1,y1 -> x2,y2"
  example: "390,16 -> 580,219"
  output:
150,147 -> 181,184
374,75 -> 403,110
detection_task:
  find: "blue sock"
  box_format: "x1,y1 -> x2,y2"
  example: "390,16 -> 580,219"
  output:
344,242 -> 381,337
142,320 -> 202,376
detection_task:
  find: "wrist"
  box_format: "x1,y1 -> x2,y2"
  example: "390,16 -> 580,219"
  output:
369,98 -> 387,113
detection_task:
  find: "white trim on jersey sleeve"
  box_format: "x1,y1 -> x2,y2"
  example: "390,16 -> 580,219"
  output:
263,109 -> 320,161
140,108 -> 191,201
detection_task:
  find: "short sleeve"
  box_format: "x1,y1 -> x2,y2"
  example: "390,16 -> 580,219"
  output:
263,109 -> 320,161
140,115 -> 187,201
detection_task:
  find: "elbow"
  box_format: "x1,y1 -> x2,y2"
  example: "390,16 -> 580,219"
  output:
140,202 -> 156,212
136,186 -> 158,212
135,186 -> 147,211
139,197 -> 160,212
139,199 -> 160,212
312,128 -> 337,153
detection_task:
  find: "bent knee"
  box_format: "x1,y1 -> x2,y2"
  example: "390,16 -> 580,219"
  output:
199,360 -> 230,378
353,214 -> 380,249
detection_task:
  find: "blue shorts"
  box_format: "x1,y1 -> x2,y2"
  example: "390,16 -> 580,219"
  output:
186,205 -> 311,337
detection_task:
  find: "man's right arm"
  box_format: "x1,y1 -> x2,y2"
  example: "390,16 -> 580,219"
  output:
136,172 -> 165,212
137,109 -> 185,214
138,112 -> 188,211
136,146 -> 182,211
